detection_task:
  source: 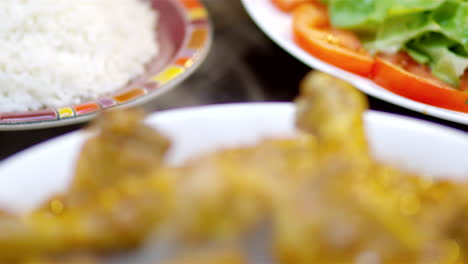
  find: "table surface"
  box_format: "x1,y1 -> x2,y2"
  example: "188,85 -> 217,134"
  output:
0,0 -> 466,161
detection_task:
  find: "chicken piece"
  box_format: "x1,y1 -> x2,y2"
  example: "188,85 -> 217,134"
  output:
274,73 -> 468,264
0,109 -> 175,261
161,247 -> 247,264
161,136 -> 318,241
47,109 -> 174,250
73,108 -> 170,194
295,71 -> 368,157
21,255 -> 100,264
274,160 -> 468,263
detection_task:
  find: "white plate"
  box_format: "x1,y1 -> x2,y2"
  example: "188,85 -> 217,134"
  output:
240,0 -> 468,125
0,103 -> 467,215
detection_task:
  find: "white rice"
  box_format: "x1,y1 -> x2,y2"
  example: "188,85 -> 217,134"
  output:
0,0 -> 158,112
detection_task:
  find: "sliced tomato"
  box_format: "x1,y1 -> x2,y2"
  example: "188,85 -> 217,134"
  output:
292,4 -> 374,77
271,0 -> 316,12
461,70 -> 468,92
371,53 -> 468,112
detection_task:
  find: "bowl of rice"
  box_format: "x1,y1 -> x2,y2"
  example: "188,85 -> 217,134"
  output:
0,0 -> 212,130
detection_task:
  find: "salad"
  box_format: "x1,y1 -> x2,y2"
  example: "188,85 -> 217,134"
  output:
272,0 -> 468,112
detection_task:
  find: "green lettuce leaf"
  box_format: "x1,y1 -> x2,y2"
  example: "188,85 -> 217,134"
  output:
432,1 -> 468,49
322,0 -> 468,88
326,0 -> 391,34
365,12 -> 439,54
405,47 -> 431,64
387,0 -> 445,16
326,0 -> 445,33
406,33 -> 468,87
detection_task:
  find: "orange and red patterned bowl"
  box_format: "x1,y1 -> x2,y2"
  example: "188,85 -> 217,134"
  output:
0,0 -> 212,130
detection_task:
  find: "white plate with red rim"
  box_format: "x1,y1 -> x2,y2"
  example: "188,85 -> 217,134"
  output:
240,0 -> 468,125
0,103 -> 467,214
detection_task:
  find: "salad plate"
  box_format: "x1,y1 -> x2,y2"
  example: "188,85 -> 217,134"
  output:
241,0 -> 468,125
0,103 -> 467,213
0,0 -> 212,131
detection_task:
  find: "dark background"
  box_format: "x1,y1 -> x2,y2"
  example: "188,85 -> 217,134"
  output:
0,0 -> 466,161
